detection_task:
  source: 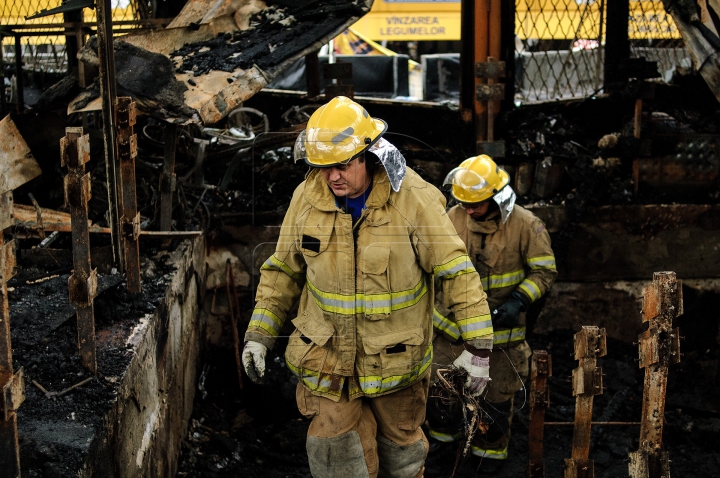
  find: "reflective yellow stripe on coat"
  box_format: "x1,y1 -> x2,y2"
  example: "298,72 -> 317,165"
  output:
307,277 -> 428,315
286,343 -> 433,397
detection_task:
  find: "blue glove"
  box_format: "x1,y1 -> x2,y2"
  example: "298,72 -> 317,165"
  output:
492,290 -> 530,329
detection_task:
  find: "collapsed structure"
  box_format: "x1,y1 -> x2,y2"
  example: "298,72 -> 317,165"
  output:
0,0 -> 718,476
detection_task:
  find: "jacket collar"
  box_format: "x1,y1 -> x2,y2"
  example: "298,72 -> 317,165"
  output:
466,209 -> 501,234
304,168 -> 391,212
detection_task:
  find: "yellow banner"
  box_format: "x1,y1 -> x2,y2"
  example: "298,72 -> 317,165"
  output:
351,12 -> 461,41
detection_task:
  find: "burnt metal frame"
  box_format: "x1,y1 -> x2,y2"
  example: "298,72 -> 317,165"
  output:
528,350 -> 551,478
628,271 -> 682,478
62,127 -> 98,373
565,326 -> 607,478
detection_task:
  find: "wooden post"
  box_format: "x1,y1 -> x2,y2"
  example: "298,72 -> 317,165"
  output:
528,350 -> 551,478
62,127 -> 98,374
628,272 -> 682,478
565,326 -> 607,478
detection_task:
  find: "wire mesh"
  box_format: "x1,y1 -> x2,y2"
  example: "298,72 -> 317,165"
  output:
515,0 -> 690,103
515,0 -> 606,103
1,0 -> 146,75
629,0 -> 690,81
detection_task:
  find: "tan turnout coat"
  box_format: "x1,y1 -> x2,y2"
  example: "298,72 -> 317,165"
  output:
245,167 -> 493,401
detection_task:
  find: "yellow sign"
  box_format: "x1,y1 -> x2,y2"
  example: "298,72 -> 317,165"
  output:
352,0 -> 679,41
351,12 -> 460,41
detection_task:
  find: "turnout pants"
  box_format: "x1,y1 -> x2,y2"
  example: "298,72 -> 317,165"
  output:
427,334 -> 531,459
296,372 -> 431,478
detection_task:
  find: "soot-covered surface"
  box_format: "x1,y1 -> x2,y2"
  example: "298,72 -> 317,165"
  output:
172,1 -> 366,77
177,329 -> 720,477
11,254 -> 177,476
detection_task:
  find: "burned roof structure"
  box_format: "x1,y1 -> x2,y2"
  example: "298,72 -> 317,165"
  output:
69,0 -> 372,124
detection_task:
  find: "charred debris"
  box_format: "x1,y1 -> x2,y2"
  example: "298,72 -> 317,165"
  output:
1,0 -> 720,476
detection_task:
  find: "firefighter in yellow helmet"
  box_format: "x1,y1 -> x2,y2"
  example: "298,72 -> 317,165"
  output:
427,155 -> 557,470
242,97 -> 494,478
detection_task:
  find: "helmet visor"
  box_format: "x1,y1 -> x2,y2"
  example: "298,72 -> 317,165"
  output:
294,127 -> 369,167
442,167 -> 489,192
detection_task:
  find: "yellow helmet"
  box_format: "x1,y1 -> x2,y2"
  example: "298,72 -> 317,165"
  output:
443,155 -> 510,204
293,96 -> 387,167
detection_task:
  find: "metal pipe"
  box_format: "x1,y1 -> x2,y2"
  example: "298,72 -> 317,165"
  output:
474,0 -> 490,143
594,0 -> 606,91
95,0 -> 122,267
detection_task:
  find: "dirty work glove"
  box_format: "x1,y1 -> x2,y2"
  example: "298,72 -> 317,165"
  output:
242,341 -> 267,383
452,350 -> 491,396
492,290 -> 530,329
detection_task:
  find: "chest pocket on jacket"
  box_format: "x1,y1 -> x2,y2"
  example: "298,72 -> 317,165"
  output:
359,244 -> 391,319
299,209 -> 334,258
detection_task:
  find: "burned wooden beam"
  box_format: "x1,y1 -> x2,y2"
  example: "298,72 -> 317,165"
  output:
528,350 -> 551,478
628,271 -> 683,478
115,97 -> 141,293
62,127 -> 97,374
565,326 -> 607,478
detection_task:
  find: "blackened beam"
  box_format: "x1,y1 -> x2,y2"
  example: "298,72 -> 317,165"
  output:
62,127 -> 97,374
116,97 -> 141,293
565,326 -> 607,478
629,271 -> 682,478
528,350 -> 551,478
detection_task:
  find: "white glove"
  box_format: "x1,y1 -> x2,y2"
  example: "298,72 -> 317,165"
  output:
242,341 -> 267,383
452,350 -> 491,397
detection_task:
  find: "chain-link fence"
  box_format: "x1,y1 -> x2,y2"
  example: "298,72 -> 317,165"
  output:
629,0 -> 689,81
1,0 -> 147,75
515,0 -> 688,103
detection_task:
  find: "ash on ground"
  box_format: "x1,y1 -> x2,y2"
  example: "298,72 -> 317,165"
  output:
177,328 -> 720,477
11,251 -> 178,477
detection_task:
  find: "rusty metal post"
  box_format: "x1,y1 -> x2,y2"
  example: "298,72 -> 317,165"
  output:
0,191 -> 22,477
62,127 -> 98,374
159,122 -> 177,232
528,350 -> 551,478
628,272 -> 682,478
115,97 -> 141,293
305,50 -> 321,99
13,35 -> 24,112
565,326 -> 607,478
473,0 -> 489,144
96,0 -> 123,267
225,260 -> 243,391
